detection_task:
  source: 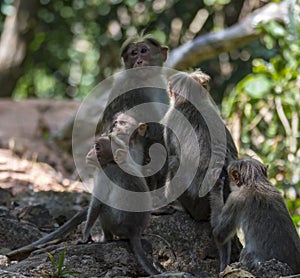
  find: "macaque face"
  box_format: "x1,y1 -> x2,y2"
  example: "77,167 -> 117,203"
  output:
126,42 -> 152,68
86,136 -> 114,168
122,38 -> 168,69
111,113 -> 147,141
111,113 -> 139,135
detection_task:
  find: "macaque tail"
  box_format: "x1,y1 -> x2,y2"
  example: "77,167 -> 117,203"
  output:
7,207 -> 88,260
130,236 -> 160,276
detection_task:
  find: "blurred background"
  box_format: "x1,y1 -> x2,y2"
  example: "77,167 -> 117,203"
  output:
0,0 -> 299,228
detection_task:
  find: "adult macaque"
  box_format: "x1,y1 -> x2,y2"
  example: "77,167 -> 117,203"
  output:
99,35 -> 170,190
81,134 -> 160,276
101,35 -> 169,130
211,158 -> 300,275
162,70 -> 239,270
121,36 -> 168,69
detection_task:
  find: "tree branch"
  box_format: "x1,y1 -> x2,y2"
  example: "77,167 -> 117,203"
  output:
166,2 -> 289,70
0,0 -> 40,98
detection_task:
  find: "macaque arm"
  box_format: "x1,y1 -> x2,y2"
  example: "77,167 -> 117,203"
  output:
81,197 -> 102,243
210,181 -> 233,271
168,155 -> 179,173
209,179 -> 225,227
213,194 -> 241,245
166,128 -> 180,164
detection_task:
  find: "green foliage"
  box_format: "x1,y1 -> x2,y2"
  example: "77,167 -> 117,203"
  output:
204,0 -> 231,6
223,3 -> 300,223
47,248 -> 80,277
0,0 -> 258,99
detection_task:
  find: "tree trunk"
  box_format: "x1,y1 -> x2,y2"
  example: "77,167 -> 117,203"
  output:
166,1 -> 289,70
0,0 -> 40,98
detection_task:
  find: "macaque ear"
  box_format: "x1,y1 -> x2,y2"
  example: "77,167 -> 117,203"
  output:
114,149 -> 127,164
161,46 -> 168,62
138,123 -> 147,136
201,82 -> 208,90
230,169 -> 240,186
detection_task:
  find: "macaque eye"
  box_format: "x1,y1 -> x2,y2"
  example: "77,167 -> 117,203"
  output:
119,121 -> 126,126
140,47 -> 148,54
95,144 -> 101,152
130,49 -> 138,56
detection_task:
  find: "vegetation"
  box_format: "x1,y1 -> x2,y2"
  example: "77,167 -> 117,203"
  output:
0,0 -> 265,100
223,8 -> 300,225
47,249 -> 80,277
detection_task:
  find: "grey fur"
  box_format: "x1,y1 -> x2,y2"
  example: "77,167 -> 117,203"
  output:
211,158 -> 300,274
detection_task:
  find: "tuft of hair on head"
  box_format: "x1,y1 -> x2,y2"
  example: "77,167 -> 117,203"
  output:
228,158 -> 269,187
188,69 -> 211,90
120,33 -> 163,57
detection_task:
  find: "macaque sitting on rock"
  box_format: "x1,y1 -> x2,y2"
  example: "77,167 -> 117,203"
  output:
211,158 -> 300,274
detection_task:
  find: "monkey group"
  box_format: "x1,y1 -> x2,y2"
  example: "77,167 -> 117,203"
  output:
8,35 -> 300,276
78,36 -> 300,276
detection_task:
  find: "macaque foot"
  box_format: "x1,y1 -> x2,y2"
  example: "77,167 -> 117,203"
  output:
76,235 -> 93,245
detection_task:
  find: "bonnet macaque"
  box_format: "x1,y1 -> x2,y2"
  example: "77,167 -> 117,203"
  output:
82,134 -> 160,276
211,158 -> 300,274
162,70 -> 239,270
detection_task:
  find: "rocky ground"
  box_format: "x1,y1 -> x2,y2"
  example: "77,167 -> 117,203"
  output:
0,100 -> 294,278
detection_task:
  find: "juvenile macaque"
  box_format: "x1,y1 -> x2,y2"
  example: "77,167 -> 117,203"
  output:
211,158 -> 300,274
110,111 -> 167,190
82,134 -> 160,276
162,70 -> 238,270
109,112 -> 147,165
8,113 -> 154,261
188,69 -> 211,90
163,70 -> 237,218
85,136 -> 114,168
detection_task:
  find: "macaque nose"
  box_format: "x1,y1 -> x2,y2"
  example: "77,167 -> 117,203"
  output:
137,59 -> 143,65
87,147 -> 94,158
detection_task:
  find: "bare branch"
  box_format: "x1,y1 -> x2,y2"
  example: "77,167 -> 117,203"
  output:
166,2 -> 289,70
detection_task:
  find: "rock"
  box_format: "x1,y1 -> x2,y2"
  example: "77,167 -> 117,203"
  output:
145,211 -> 219,274
252,259 -> 293,277
0,255 -> 9,267
0,218 -> 43,251
0,188 -> 12,208
0,100 -> 80,175
220,265 -> 255,278
0,148 -> 86,194
5,242 -> 152,277
225,259 -> 294,278
3,210 -> 221,277
14,204 -> 56,232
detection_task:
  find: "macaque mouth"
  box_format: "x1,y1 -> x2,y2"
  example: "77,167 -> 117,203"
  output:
86,157 -> 100,167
